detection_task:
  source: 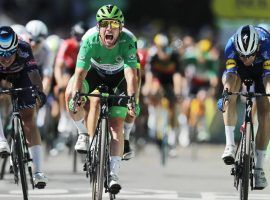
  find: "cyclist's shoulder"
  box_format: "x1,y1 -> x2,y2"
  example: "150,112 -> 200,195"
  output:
82,27 -> 99,42
121,27 -> 137,42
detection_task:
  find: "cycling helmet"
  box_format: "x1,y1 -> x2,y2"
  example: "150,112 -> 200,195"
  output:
71,22 -> 88,40
154,33 -> 169,47
10,24 -> 27,36
0,26 -> 18,57
96,5 -> 124,24
234,25 -> 259,57
26,20 -> 48,39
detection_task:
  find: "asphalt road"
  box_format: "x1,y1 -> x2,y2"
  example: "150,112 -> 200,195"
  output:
0,143 -> 270,200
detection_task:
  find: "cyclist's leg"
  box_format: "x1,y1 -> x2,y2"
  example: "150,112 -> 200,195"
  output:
65,75 -> 91,153
221,71 -> 241,164
0,115 -> 10,156
123,68 -> 141,160
20,107 -> 48,188
15,68 -> 47,188
254,95 -> 270,189
108,112 -> 125,192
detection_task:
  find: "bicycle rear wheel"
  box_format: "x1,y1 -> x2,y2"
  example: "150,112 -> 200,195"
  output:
92,118 -> 107,200
14,118 -> 28,200
239,122 -> 252,200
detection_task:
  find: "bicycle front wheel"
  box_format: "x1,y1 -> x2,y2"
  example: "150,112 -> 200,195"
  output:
14,118 -> 28,200
240,122 -> 252,200
92,118 -> 107,200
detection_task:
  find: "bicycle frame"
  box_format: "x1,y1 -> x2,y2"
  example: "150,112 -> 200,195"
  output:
0,86 -> 37,200
77,85 -> 133,200
221,79 -> 270,200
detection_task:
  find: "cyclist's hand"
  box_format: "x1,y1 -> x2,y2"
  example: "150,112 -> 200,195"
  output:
69,91 -> 86,113
127,95 -> 136,117
37,91 -> 47,108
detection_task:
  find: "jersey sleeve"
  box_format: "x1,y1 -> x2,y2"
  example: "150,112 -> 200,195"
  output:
22,42 -> 39,72
123,38 -> 138,69
76,38 -> 92,71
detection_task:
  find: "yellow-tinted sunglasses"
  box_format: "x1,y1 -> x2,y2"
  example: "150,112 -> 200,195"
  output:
99,20 -> 121,29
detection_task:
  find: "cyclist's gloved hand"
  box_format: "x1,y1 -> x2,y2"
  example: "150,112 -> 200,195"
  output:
217,98 -> 223,112
37,91 -> 47,107
127,94 -> 136,117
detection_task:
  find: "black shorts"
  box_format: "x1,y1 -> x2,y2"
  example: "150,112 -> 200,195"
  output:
85,68 -> 128,107
223,63 -> 265,93
0,68 -> 36,110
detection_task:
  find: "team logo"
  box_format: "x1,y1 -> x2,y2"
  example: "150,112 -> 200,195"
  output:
263,60 -> 270,70
243,34 -> 248,44
129,54 -> 136,60
226,59 -> 236,69
79,55 -> 85,60
116,56 -> 122,62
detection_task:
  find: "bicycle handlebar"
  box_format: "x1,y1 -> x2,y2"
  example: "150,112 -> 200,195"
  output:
219,88 -> 270,113
0,86 -> 39,96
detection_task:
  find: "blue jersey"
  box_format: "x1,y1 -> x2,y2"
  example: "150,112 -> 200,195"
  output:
224,27 -> 270,76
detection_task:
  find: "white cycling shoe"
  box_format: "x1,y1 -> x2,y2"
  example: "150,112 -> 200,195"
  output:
221,145 -> 236,165
0,140 -> 10,158
75,134 -> 89,154
109,175 -> 121,194
254,168 -> 268,190
33,172 -> 48,189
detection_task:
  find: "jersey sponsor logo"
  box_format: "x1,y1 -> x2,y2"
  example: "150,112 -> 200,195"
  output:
27,59 -> 37,66
129,54 -> 136,60
263,60 -> 270,70
128,44 -> 134,49
116,56 -> 123,62
226,59 -> 236,69
17,49 -> 29,58
79,55 -> 86,60
91,58 -> 124,74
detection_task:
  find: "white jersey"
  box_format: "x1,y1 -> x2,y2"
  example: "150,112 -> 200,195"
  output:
33,43 -> 54,78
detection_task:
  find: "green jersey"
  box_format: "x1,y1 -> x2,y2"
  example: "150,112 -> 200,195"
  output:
77,27 -> 137,75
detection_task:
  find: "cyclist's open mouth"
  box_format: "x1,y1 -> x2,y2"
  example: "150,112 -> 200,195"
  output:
105,34 -> 114,44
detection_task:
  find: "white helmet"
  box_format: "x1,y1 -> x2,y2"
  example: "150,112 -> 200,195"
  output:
11,24 -> 27,36
234,25 -> 259,57
26,20 -> 48,39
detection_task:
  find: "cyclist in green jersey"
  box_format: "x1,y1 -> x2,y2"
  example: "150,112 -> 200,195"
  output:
65,4 -> 138,193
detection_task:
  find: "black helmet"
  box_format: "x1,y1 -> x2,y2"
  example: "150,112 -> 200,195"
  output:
0,26 -> 18,57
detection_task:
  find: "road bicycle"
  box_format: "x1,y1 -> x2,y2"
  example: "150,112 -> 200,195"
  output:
220,79 -> 270,200
0,86 -> 40,200
73,84 -> 135,200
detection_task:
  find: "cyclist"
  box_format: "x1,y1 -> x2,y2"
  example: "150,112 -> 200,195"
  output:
81,26 -> 140,161
220,25 -> 270,190
26,20 -> 53,96
65,4 -> 138,194
142,33 -> 184,148
55,22 -> 88,134
0,26 -> 48,188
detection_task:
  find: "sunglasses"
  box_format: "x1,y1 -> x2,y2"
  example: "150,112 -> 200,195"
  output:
29,38 -> 42,44
0,49 -> 16,58
238,52 -> 257,59
99,20 -> 121,29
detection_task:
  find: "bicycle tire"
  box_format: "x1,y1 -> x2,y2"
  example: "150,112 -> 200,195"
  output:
91,134 -> 98,199
239,122 -> 252,200
161,134 -> 168,166
14,118 -> 28,200
0,156 -> 8,180
92,119 -> 107,200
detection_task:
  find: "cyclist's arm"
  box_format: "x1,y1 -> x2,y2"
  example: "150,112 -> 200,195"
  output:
124,67 -> 137,97
54,42 -> 68,88
72,67 -> 88,96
